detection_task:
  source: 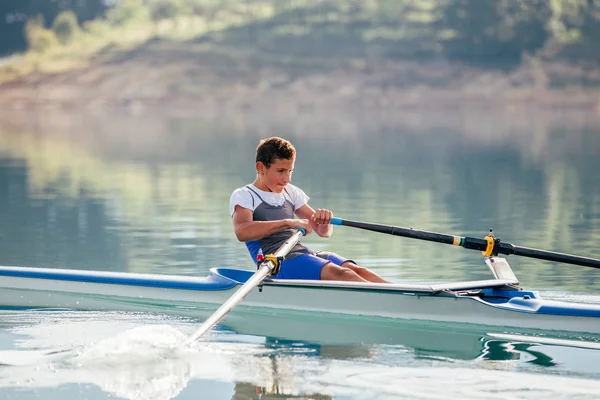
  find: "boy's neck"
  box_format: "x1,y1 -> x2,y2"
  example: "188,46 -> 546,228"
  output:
252,178 -> 272,192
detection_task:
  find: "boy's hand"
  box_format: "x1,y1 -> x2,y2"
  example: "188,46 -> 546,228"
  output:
290,218 -> 313,235
311,209 -> 333,225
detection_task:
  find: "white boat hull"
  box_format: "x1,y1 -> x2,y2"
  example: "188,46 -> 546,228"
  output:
1,262 -> 599,335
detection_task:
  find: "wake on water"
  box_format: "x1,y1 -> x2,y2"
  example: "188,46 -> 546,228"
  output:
0,321 -> 288,400
2,311 -> 600,400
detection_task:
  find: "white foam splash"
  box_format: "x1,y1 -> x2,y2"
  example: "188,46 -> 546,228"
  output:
1,324 -> 195,400
71,324 -> 188,364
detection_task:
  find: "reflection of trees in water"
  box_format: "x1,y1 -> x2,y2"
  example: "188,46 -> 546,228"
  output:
479,340 -> 557,367
0,162 -> 127,271
233,381 -> 332,400
231,337 -> 370,400
0,109 -> 598,288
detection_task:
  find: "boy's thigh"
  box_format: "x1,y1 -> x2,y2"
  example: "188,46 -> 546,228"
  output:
277,253 -> 328,280
319,262 -> 354,280
314,251 -> 355,267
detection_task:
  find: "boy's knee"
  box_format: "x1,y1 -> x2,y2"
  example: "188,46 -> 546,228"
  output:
337,267 -> 355,278
321,264 -> 359,281
351,265 -> 366,275
341,261 -> 363,272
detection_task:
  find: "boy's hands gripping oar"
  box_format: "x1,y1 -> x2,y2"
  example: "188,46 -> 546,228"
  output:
186,228 -> 306,344
330,217 -> 600,269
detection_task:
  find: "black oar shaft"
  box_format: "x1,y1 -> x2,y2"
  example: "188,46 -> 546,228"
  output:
332,218 -> 600,269
507,245 -> 600,268
463,237 -> 600,268
336,219 -> 460,246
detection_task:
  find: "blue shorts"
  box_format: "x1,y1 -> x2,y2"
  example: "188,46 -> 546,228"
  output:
272,251 -> 352,280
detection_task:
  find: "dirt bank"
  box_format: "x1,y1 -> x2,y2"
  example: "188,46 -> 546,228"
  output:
1,40 -> 599,117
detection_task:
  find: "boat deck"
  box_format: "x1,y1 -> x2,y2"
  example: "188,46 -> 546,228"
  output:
0,265 -> 520,295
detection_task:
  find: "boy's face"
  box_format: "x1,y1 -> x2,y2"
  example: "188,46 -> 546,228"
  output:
258,157 -> 295,193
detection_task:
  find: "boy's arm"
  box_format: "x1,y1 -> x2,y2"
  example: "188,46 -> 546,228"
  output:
295,205 -> 333,238
232,205 -> 312,242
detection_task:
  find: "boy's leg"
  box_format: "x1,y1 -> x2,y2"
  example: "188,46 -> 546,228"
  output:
317,252 -> 390,283
320,263 -> 368,282
340,261 -> 391,284
275,253 -> 341,280
276,252 -> 390,283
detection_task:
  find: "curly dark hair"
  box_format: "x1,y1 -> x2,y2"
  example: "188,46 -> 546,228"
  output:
255,137 -> 296,167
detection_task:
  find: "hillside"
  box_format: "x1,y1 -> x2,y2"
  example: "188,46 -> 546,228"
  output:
1,0 -> 600,115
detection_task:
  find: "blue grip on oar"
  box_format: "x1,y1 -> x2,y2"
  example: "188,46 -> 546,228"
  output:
330,217 -> 342,226
298,228 -> 307,236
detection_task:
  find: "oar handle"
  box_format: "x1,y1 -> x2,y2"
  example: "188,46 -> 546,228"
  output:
332,217 -> 600,270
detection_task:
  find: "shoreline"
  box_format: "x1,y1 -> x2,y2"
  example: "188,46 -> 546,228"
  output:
1,85 -> 598,117
1,42 -> 600,117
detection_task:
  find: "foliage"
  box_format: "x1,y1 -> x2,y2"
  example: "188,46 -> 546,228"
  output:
82,19 -> 111,36
52,10 -> 81,45
149,0 -> 188,22
10,0 -> 600,75
439,0 -> 552,66
544,0 -> 600,62
25,15 -> 59,53
106,0 -> 150,26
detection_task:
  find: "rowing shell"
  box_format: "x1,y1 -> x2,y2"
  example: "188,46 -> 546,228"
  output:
0,257 -> 599,335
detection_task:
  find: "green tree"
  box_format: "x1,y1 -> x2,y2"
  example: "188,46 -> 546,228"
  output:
440,0 -> 551,67
546,0 -> 600,63
52,10 -> 81,44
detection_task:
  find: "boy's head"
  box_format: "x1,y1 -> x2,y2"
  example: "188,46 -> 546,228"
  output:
255,137 -> 296,168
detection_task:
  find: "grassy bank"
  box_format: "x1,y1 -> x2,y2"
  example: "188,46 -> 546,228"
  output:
0,0 -> 264,83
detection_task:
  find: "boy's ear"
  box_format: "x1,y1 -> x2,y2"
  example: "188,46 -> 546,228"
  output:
256,161 -> 266,175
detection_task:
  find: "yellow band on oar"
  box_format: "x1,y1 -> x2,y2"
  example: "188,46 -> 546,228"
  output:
264,254 -> 282,276
482,235 -> 495,257
452,236 -> 461,246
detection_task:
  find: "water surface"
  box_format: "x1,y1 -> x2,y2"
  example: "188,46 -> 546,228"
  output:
0,108 -> 599,399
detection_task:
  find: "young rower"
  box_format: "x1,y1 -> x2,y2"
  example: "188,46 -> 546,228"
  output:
229,136 -> 390,283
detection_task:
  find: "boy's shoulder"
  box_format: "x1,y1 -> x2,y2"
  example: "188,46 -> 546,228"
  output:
231,184 -> 252,194
230,185 -> 253,202
283,183 -> 305,195
284,184 -> 309,204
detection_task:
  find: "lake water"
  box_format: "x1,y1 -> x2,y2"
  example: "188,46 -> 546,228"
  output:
0,108 -> 599,399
